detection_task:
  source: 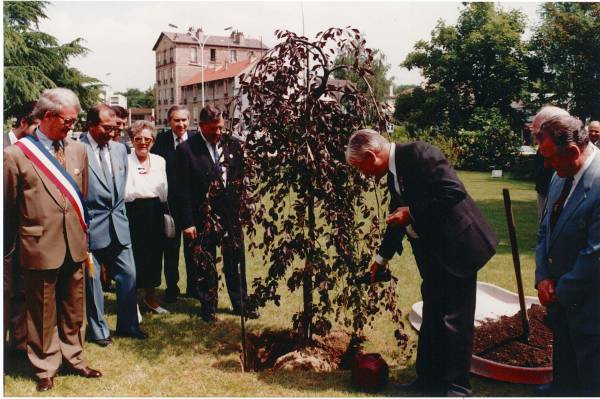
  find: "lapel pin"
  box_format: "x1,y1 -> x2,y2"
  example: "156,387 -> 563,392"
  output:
74,168 -> 81,175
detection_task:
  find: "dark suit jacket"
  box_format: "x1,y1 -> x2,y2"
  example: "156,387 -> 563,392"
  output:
380,141 -> 498,277
151,130 -> 196,223
174,133 -> 245,239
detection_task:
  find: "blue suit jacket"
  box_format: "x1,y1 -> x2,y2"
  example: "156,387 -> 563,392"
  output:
80,133 -> 131,250
535,148 -> 600,334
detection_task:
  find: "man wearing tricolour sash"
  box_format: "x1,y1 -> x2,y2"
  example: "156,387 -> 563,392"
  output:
4,88 -> 102,392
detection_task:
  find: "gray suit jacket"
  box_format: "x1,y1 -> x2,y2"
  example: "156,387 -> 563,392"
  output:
80,132 -> 131,250
535,147 -> 600,334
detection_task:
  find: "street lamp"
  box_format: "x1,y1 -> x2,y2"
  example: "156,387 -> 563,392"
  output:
185,27 -> 211,108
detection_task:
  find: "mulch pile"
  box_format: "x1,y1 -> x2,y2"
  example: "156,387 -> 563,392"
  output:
472,304 -> 553,367
244,329 -> 363,372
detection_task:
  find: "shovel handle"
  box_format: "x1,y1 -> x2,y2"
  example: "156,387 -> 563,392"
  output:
502,188 -> 529,340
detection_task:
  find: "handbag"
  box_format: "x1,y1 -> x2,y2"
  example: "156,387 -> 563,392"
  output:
163,201 -> 176,239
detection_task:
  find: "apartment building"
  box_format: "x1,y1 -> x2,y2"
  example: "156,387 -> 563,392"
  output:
152,28 -> 268,127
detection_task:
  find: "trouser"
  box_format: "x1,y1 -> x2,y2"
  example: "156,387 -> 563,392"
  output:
549,303 -> 600,396
86,240 -> 139,340
162,228 -> 193,296
4,247 -> 29,352
23,259 -> 87,379
191,232 -> 248,316
411,239 -> 477,389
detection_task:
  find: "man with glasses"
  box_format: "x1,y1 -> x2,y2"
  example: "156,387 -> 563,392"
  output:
4,88 -> 101,391
80,104 -> 146,347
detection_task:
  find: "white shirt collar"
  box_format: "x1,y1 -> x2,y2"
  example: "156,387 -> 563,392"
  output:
87,132 -> 105,150
172,131 -> 187,144
387,143 -> 401,194
8,130 -> 18,145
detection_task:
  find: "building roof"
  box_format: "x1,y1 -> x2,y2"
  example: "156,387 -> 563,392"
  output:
130,108 -> 153,115
181,59 -> 254,86
152,31 -> 269,51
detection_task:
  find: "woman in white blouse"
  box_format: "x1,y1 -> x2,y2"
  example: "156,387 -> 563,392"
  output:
125,121 -> 169,314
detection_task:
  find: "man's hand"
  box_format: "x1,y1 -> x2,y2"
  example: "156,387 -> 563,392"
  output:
370,260 -> 384,284
183,226 -> 197,240
386,207 -> 412,227
537,278 -> 556,306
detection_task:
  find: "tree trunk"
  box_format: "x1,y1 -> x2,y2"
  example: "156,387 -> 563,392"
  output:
302,192 -> 316,340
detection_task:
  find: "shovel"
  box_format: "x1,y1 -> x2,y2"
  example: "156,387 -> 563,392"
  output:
477,188 -> 529,356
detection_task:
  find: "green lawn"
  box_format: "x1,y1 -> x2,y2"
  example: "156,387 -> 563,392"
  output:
4,171 -> 541,396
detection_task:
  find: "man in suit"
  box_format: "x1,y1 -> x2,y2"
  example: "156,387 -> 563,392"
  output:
535,115 -> 600,396
151,105 -> 195,303
588,120 -> 600,148
4,88 -> 101,391
80,104 -> 146,346
346,129 -> 498,396
3,100 -> 40,355
175,104 -> 256,321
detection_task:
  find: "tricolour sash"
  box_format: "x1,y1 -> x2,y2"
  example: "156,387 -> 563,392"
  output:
15,135 -> 89,233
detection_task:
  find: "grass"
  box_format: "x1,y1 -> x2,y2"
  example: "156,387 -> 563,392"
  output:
3,171 -> 540,396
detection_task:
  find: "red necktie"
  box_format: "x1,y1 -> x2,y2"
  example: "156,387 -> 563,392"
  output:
549,177 -> 574,231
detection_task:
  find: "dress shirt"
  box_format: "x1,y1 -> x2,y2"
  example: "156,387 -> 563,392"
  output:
8,130 -> 17,145
173,132 -> 188,149
124,153 -> 168,203
36,128 -> 63,155
87,133 -> 113,175
375,143 -> 419,265
565,144 -> 597,205
199,131 -> 227,185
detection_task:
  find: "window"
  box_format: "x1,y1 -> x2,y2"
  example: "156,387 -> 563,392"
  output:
191,47 -> 198,63
210,48 -> 216,62
169,47 -> 174,63
170,88 -> 174,103
229,49 -> 237,62
170,68 -> 174,82
163,50 -> 167,64
156,53 -> 160,66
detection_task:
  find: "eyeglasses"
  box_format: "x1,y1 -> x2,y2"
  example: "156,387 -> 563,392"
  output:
100,125 -> 118,132
133,137 -> 153,144
55,114 -> 78,126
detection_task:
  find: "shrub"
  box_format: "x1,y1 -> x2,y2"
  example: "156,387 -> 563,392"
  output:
455,108 -> 520,171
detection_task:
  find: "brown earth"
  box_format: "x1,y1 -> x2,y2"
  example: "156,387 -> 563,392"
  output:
244,329 -> 363,372
472,304 -> 553,367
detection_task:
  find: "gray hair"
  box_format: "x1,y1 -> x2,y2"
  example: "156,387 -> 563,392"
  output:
532,105 -> 569,135
346,129 -> 389,164
539,115 -> 588,149
130,120 -> 156,138
32,88 -> 81,119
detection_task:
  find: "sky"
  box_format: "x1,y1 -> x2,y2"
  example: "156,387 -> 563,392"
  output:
39,1 -> 543,93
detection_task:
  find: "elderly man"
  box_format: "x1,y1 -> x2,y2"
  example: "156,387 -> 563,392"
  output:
535,115 -> 600,396
81,104 -> 146,346
532,106 -> 570,220
175,104 -> 256,321
346,129 -> 498,397
4,100 -> 40,355
151,105 -> 196,303
4,88 -> 101,391
588,120 -> 600,148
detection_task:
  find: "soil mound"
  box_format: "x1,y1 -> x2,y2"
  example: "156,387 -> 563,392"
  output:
245,329 -> 363,372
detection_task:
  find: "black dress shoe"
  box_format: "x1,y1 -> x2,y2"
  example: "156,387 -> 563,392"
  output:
92,337 -> 113,347
115,330 -> 148,339
394,379 -> 447,395
70,366 -> 102,378
534,383 -> 570,397
36,377 -> 54,391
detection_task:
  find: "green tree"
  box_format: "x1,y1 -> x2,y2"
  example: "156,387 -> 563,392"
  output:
333,41 -> 393,104
4,1 -> 102,118
116,87 -> 155,108
530,3 -> 600,120
401,3 -> 529,132
393,86 -> 446,133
